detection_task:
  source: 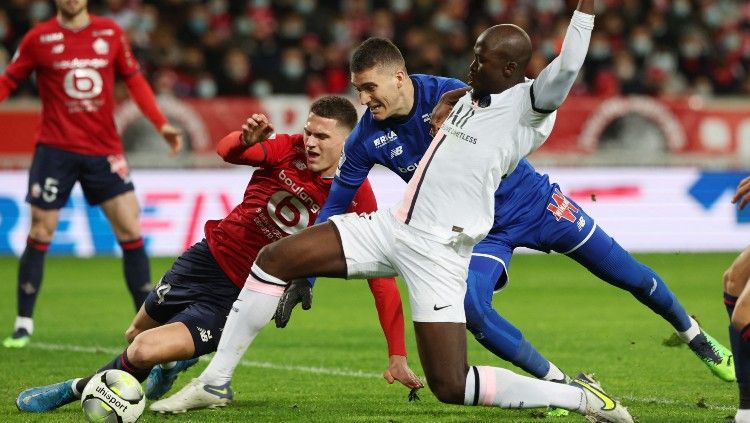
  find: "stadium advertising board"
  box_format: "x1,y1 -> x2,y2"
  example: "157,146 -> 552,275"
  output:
0,167 -> 746,256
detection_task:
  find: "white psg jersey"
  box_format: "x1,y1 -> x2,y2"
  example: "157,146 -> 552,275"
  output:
393,80 -> 555,244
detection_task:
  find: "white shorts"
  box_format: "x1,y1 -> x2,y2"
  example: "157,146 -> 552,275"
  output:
329,210 -> 472,323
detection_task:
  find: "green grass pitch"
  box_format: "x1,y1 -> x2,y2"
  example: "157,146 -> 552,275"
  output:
0,253 -> 739,422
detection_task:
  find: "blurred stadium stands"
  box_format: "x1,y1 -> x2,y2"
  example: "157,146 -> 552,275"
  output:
1,0 -> 749,168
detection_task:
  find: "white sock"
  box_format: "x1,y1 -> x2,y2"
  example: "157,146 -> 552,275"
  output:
14,316 -> 33,335
161,361 -> 176,370
464,366 -> 584,411
677,316 -> 700,343
542,363 -> 567,383
736,409 -> 750,423
199,270 -> 285,386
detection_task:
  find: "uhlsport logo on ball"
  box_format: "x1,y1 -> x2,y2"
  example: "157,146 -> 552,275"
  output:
81,370 -> 145,423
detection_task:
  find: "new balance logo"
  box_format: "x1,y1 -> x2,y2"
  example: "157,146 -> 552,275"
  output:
433,304 -> 452,311
390,146 -> 403,158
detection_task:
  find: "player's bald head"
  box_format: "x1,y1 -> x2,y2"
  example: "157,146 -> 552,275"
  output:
469,24 -> 532,99
478,24 -> 531,69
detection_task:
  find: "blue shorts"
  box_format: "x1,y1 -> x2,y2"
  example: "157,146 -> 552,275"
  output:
473,183 -> 596,291
144,239 -> 241,357
26,144 -> 135,209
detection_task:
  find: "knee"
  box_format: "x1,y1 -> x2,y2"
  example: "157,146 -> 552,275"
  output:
255,243 -> 283,275
127,333 -> 157,368
724,265 -> 747,296
427,377 -> 466,405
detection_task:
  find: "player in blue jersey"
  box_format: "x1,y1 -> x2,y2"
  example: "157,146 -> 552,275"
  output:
274,38 -> 734,387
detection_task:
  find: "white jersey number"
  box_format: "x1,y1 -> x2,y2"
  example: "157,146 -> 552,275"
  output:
63,68 -> 103,99
267,191 -> 310,235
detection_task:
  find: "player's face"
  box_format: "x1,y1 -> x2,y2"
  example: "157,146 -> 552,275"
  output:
303,112 -> 347,177
468,33 -> 505,97
56,0 -> 88,19
351,65 -> 403,121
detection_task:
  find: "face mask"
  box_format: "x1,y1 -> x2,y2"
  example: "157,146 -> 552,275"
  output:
485,0 -> 505,16
296,0 -> 316,14
196,77 -> 217,98
672,0 -> 690,17
30,1 -> 52,21
252,79 -> 272,96
138,16 -> 155,33
208,0 -> 227,15
590,41 -> 610,60
189,18 -> 209,34
253,0 -> 270,8
680,42 -> 702,59
234,17 -> 253,35
390,0 -> 412,14
0,24 -> 7,40
282,60 -> 305,79
630,36 -> 653,56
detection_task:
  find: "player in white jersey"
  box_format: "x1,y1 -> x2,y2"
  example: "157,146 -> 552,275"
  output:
158,1 -> 633,420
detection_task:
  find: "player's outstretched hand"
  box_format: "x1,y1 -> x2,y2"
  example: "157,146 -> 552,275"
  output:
733,175 -> 750,210
160,123 -> 183,155
241,113 -> 275,146
382,355 -> 424,390
274,279 -> 312,328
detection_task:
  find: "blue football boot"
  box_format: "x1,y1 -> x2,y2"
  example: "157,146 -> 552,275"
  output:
16,379 -> 78,412
145,358 -> 199,400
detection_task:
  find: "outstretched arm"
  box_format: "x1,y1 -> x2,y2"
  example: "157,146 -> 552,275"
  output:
216,114 -> 274,165
367,277 -> 424,390
530,0 -> 594,112
124,74 -> 183,155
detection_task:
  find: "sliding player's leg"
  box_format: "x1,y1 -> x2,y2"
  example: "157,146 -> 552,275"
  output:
724,247 -> 750,422
465,237 -> 569,382
563,222 -> 733,381
150,221 -> 351,413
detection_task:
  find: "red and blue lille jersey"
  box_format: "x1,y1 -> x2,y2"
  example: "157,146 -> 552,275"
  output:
4,16 -> 140,155
205,132 -> 378,288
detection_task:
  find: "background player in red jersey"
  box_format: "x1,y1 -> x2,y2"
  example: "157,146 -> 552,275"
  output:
15,95 -> 420,414
0,0 -> 183,348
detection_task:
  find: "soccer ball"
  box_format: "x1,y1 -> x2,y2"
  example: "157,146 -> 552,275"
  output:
81,370 -> 145,423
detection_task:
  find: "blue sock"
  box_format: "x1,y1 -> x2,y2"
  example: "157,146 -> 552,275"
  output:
464,255 -> 555,379
569,227 -> 691,332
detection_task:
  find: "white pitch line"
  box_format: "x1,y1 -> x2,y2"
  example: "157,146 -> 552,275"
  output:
30,341 -> 382,379
28,342 -> 735,411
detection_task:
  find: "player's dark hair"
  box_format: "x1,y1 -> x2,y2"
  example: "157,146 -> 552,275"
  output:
310,96 -> 358,130
350,37 -> 406,74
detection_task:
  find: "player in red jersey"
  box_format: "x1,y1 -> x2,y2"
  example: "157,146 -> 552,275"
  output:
15,95 -> 421,414
0,0 -> 183,348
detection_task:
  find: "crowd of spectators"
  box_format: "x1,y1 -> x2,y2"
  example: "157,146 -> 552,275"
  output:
1,0 -> 749,99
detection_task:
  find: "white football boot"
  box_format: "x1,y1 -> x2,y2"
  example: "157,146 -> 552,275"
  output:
570,373 -> 634,423
149,378 -> 232,413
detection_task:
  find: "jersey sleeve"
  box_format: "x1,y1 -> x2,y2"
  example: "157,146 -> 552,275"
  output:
113,24 -> 141,79
215,130 -> 267,165
347,178 -> 378,214
1,31 -> 38,100
316,124 -> 374,223
438,77 -> 468,95
367,277 -> 407,357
